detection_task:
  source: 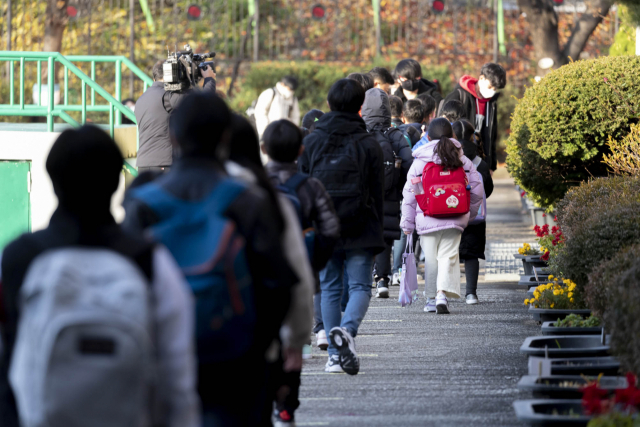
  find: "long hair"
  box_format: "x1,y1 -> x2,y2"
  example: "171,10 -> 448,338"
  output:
427,117 -> 462,171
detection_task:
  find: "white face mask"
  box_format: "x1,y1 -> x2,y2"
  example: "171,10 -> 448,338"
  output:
478,79 -> 496,99
279,83 -> 294,99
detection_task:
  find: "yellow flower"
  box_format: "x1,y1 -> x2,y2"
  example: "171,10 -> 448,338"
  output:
570,298 -> 575,303
533,291 -> 541,299
524,299 -> 530,305
554,277 -> 559,281
568,292 -> 573,298
548,275 -> 554,280
551,303 -> 555,308
553,290 -> 560,296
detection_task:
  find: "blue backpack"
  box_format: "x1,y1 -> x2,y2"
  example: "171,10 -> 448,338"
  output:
274,173 -> 315,263
129,179 -> 256,365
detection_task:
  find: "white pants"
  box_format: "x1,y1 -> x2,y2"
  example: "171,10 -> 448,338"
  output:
420,229 -> 463,299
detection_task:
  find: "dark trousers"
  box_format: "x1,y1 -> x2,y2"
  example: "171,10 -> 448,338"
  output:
373,239 -> 394,284
137,166 -> 171,173
464,258 -> 480,296
274,368 -> 301,416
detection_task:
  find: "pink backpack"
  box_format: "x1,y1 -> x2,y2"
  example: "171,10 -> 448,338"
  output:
415,162 -> 470,218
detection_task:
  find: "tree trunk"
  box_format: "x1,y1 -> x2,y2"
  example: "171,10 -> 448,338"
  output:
518,0 -> 613,76
43,0 -> 68,53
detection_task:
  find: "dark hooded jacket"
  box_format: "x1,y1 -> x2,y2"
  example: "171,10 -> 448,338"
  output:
265,160 -> 340,271
442,76 -> 500,170
361,88 -> 414,241
298,111 -> 385,254
393,78 -> 443,105
458,139 -> 494,260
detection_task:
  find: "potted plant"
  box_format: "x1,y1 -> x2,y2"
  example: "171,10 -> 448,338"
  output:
517,375 -> 628,399
525,278 -> 591,323
542,315 -> 603,336
520,335 -> 610,358
581,373 -> 640,426
530,357 -> 620,377
513,399 -> 591,425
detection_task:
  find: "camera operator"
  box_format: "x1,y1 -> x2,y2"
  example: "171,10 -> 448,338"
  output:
135,60 -> 216,172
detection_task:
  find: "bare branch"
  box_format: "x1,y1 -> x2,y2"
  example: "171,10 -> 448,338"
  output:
562,0 -> 614,61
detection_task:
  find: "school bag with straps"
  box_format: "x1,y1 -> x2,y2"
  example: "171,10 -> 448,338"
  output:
10,248 -> 156,427
415,162 -> 471,218
129,179 -> 256,365
275,172 -> 315,264
308,132 -> 368,235
469,156 -> 487,224
372,129 -> 400,197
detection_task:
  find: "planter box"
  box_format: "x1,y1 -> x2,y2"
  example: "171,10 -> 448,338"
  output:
517,375 -> 627,399
534,266 -> 551,276
520,275 -> 550,289
528,307 -> 591,323
530,208 -> 556,227
529,357 -> 620,377
520,335 -> 610,358
541,322 -> 603,336
513,399 -> 591,425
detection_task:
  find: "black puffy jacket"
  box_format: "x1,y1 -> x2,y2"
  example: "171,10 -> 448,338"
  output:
361,88 -> 414,241
393,78 -> 443,105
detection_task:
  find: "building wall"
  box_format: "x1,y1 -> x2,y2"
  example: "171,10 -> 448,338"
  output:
0,131 -> 126,234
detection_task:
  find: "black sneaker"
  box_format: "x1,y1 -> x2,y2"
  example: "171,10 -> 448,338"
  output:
376,279 -> 389,298
329,327 -> 359,375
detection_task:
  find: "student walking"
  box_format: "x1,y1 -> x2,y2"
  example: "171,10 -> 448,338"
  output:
124,92 -> 297,426
299,79 -> 385,375
263,119 -> 340,426
453,119 -> 494,304
393,59 -> 443,105
361,88 -> 413,298
441,63 -> 507,172
0,126 -> 200,427
401,118 -> 484,314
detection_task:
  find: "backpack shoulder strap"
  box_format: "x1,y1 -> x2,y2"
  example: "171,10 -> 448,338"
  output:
266,87 -> 277,114
203,179 -> 248,215
283,172 -> 309,192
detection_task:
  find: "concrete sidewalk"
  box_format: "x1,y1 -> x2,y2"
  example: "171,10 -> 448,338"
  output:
295,178 -> 539,426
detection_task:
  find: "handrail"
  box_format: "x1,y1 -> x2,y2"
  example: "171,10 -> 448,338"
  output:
0,51 -> 149,134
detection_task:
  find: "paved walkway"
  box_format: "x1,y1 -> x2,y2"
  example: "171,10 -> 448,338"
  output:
296,178 -> 540,426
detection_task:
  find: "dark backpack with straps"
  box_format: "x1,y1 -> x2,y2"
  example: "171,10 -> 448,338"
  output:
372,129 -> 400,197
308,133 -> 368,236
275,173 -> 315,263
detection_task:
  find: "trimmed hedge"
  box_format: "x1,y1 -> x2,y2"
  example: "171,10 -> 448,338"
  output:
605,262 -> 640,377
585,243 -> 640,317
550,177 -> 640,296
228,60 -> 452,116
506,56 -> 640,208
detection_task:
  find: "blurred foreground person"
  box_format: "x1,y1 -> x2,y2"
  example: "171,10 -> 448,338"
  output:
124,92 -> 296,426
0,125 -> 199,427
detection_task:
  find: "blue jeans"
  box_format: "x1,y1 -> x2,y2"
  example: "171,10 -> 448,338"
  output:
392,233 -> 407,274
320,248 -> 374,356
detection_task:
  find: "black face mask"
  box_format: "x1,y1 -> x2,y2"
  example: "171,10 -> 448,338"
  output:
401,79 -> 420,92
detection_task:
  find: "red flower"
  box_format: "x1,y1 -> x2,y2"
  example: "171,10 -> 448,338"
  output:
581,383 -> 609,415
615,373 -> 640,409
542,213 -> 546,217
551,226 -> 559,234
554,216 -> 558,222
541,251 -> 550,261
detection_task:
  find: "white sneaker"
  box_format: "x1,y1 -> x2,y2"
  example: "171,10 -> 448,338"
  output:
324,355 -> 343,373
392,272 -> 400,286
435,293 -> 450,314
466,294 -> 479,305
423,298 -> 436,312
329,327 -> 360,375
316,329 -> 329,350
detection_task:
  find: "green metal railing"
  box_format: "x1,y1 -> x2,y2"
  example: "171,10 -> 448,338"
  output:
0,51 -> 153,136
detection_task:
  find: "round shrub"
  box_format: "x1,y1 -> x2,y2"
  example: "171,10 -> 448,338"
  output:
585,243 -> 640,317
555,176 -> 640,240
550,196 -> 640,296
605,262 -> 640,377
506,55 -> 640,208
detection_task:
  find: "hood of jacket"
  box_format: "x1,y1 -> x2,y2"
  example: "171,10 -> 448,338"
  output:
459,75 -> 501,102
412,137 -> 463,163
313,110 -> 368,136
361,88 -> 391,132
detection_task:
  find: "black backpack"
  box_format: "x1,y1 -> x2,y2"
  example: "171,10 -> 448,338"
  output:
308,133 -> 368,235
372,129 -> 399,197
397,124 -> 421,148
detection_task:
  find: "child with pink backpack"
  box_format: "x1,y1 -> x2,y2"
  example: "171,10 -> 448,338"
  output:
400,118 -> 484,314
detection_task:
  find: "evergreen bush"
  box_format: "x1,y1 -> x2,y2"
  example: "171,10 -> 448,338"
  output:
506,56 -> 640,208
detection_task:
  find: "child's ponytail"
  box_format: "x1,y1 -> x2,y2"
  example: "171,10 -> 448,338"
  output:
427,117 -> 463,171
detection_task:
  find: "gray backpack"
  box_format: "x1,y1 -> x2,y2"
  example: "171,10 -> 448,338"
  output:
10,248 -> 155,427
